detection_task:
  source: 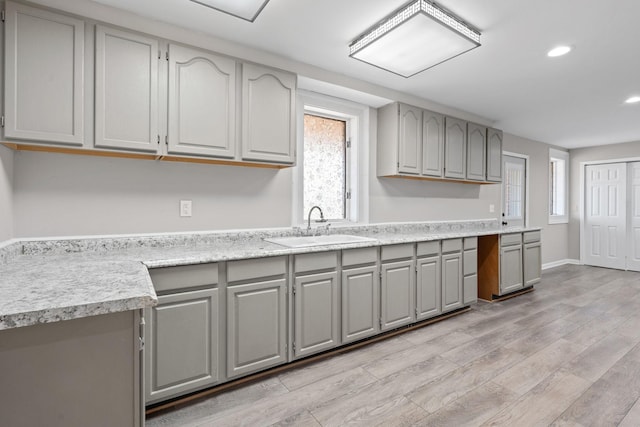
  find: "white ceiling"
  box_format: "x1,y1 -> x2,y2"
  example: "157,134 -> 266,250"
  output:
87,0 -> 640,149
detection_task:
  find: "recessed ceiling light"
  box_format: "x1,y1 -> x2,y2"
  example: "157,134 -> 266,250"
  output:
547,46 -> 571,57
625,96 -> 640,104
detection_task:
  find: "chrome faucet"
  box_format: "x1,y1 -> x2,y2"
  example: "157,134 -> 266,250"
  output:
307,205 -> 328,233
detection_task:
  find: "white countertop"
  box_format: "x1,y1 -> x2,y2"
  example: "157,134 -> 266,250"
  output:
0,221 -> 540,330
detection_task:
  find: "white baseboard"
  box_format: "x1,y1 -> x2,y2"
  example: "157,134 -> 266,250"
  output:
542,259 -> 580,270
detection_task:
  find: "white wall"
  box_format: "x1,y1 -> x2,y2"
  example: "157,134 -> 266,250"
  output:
0,145 -> 14,242
502,133 -> 569,265
13,151 -> 291,237
568,140 -> 640,260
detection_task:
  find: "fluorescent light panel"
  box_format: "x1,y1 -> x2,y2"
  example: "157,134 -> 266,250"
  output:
190,0 -> 270,22
349,0 -> 480,77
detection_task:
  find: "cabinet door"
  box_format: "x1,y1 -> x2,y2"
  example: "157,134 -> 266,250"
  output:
486,128 -> 503,182
463,248 -> 478,304
342,265 -> 379,344
381,259 -> 415,331
422,110 -> 444,177
4,2 -> 84,145
95,26 -> 158,152
444,117 -> 467,179
294,271 -> 339,358
466,123 -> 487,181
145,288 -> 218,403
523,242 -> 542,286
398,104 -> 421,175
168,44 -> 236,158
416,255 -> 441,321
241,63 -> 296,164
442,252 -> 463,312
227,278 -> 287,378
500,245 -> 524,294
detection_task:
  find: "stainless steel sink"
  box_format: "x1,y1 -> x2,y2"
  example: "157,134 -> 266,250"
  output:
264,234 -> 377,248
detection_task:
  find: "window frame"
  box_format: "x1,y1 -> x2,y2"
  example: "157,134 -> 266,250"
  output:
293,90 -> 370,228
549,148 -> 569,224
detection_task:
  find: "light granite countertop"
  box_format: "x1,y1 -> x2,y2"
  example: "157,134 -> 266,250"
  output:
0,220 -> 540,331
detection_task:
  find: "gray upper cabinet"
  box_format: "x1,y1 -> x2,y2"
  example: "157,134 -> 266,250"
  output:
167,44 -> 236,158
422,110 -> 445,177
94,25 -> 159,152
241,63 -> 296,164
4,2 -> 84,145
398,103 -> 422,175
444,117 -> 467,180
486,128 -> 503,182
293,252 -> 340,359
466,123 -> 487,181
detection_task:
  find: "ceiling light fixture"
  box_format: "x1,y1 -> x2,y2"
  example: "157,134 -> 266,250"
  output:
349,0 -> 481,78
189,0 -> 270,22
625,96 -> 640,104
547,46 -> 571,57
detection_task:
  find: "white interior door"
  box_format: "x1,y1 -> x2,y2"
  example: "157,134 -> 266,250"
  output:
628,162 -> 640,272
502,155 -> 526,227
584,163 -> 626,270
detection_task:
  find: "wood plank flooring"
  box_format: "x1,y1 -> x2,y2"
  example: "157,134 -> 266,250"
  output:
146,265 -> 640,426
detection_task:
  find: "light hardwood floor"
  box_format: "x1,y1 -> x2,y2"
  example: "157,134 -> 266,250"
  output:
146,265 -> 640,426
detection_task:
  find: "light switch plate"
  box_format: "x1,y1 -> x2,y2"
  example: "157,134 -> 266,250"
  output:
489,204 -> 495,213
180,200 -> 192,217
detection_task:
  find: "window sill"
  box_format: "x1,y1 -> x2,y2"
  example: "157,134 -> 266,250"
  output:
548,216 -> 568,225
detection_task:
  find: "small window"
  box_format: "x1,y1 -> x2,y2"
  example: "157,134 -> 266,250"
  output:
549,148 -> 569,224
303,114 -> 348,220
294,91 -> 368,227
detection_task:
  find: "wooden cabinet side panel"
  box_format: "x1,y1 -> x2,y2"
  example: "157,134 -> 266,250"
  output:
477,235 -> 500,300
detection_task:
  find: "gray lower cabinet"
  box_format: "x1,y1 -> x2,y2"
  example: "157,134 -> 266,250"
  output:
293,252 -> 340,359
342,248 -> 380,344
416,241 -> 441,321
441,239 -> 463,312
380,244 -> 416,331
500,233 -> 524,294
145,263 -> 220,404
523,231 -> 542,287
463,237 -> 478,304
226,257 -> 287,378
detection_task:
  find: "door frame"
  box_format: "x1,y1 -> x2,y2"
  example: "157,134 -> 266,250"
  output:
579,156 -> 640,266
502,151 -> 530,228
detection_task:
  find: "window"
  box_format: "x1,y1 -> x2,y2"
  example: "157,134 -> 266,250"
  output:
549,148 -> 569,224
294,91 -> 369,227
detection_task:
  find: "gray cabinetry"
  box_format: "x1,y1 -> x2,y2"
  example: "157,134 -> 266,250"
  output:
241,63 -> 296,164
4,1 -> 84,145
444,117 -> 467,179
293,252 -> 339,359
416,241 -> 441,320
380,244 -> 416,331
523,231 -> 542,286
463,237 -> 478,304
466,123 -> 487,181
167,44 -> 236,158
486,128 -> 503,182
145,263 -> 220,404
227,257 -> 287,378
441,239 -> 463,312
422,110 -> 445,177
398,103 -> 422,175
94,25 -> 159,152
341,248 -> 379,344
500,233 -> 524,294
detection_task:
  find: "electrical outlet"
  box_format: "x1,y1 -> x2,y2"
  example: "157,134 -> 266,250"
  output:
489,204 -> 495,213
180,200 -> 192,217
